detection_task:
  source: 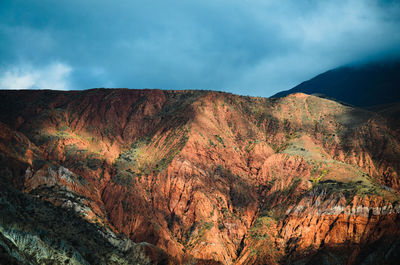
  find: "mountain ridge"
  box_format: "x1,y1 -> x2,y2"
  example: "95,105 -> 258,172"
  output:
0,88 -> 399,264
272,60 -> 400,107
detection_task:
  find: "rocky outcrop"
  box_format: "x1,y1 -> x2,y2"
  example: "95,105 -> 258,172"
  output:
0,182 -> 171,265
280,188 -> 400,264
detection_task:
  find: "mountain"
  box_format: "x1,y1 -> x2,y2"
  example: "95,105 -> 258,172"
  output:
0,88 -> 399,264
272,60 -> 400,107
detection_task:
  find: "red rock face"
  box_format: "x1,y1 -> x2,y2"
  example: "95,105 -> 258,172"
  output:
0,89 -> 399,264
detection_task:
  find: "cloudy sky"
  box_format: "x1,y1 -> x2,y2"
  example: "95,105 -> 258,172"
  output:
1,0 -> 400,97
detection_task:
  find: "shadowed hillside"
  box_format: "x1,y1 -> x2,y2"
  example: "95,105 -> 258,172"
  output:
272,60 -> 400,107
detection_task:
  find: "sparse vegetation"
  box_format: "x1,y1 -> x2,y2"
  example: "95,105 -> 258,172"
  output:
113,124 -> 190,185
214,134 -> 225,147
316,179 -> 384,203
311,169 -> 329,187
245,140 -> 258,152
86,157 -> 102,170
249,216 -> 273,240
209,139 -> 217,148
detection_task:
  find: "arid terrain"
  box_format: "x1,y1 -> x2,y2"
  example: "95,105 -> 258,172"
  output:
0,88 -> 399,264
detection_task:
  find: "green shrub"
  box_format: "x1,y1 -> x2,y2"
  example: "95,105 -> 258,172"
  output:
86,158 -> 102,170
214,134 -> 225,147
209,139 -> 217,148
311,169 -> 328,187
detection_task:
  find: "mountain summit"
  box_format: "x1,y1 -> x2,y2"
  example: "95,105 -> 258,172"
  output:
272,60 -> 400,107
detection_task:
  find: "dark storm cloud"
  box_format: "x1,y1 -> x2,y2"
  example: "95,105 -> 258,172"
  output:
0,0 -> 400,96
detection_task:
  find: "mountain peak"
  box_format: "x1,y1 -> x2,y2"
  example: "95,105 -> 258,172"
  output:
272,60 -> 400,107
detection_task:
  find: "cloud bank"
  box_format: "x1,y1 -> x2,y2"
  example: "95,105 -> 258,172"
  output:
0,0 -> 399,96
0,63 -> 71,89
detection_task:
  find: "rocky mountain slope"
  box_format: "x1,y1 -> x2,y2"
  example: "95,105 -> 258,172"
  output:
0,89 -> 399,264
272,60 -> 400,107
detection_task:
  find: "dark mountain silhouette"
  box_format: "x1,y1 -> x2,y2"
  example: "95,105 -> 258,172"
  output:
272,60 -> 400,107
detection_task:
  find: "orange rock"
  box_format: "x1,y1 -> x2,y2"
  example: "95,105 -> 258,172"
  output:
0,89 -> 399,264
